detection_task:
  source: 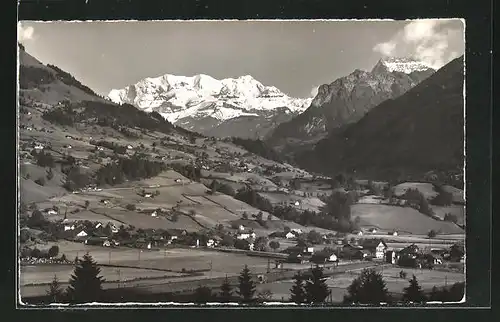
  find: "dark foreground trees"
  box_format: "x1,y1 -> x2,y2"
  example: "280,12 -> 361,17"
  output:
237,265 -> 256,303
402,275 -> 425,303
65,253 -> 105,303
343,268 -> 390,305
194,285 -> 213,304
305,266 -> 330,304
220,275 -> 233,302
289,272 -> 307,304
46,275 -> 63,302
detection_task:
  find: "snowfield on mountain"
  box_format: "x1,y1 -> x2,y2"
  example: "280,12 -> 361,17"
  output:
108,74 -> 312,135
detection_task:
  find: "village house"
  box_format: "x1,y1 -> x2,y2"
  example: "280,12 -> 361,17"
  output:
353,230 -> 364,236
135,238 -> 152,249
84,236 -> 109,247
422,253 -> 443,265
286,252 -> 308,264
127,145 -> 133,150
76,230 -> 88,238
368,228 -> 378,234
206,238 -> 219,248
237,231 -> 256,240
341,243 -> 364,259
385,250 -> 398,264
144,193 -> 153,198
399,244 -> 420,259
64,224 -> 75,231
285,232 -> 296,239
47,209 -> 58,215
361,239 -> 388,260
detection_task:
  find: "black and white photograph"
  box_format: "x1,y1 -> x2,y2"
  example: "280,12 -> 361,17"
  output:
17,19 -> 466,307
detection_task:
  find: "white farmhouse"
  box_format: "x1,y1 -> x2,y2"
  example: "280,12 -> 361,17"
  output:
76,230 -> 88,237
285,232 -> 295,239
64,225 -> 75,231
237,233 -> 251,240
327,254 -> 338,262
47,209 -> 58,215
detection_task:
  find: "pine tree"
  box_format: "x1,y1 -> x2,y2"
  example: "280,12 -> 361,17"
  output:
46,274 -> 63,303
344,268 -> 390,305
289,272 -> 306,304
220,275 -> 233,302
304,266 -> 330,304
343,275 -> 362,304
66,253 -> 105,303
237,265 -> 256,303
402,275 -> 425,303
428,286 -> 441,301
194,285 -> 212,304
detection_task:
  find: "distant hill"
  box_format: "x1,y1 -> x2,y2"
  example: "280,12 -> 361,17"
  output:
299,56 -> 464,183
18,45 -> 104,105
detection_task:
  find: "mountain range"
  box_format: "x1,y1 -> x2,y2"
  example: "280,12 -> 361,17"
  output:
108,74 -> 312,139
298,55 -> 464,183
267,57 -> 436,147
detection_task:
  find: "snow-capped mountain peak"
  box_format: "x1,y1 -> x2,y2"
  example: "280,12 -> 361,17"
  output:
372,57 -> 435,74
108,73 -> 312,125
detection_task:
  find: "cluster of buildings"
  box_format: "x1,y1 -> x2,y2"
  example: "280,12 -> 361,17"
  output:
277,235 -> 465,269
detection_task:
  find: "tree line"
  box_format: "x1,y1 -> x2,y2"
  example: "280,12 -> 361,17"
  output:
39,254 -> 463,305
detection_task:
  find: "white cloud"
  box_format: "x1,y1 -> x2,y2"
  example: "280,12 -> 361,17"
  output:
373,41 -> 396,56
372,19 -> 463,69
18,23 -> 35,42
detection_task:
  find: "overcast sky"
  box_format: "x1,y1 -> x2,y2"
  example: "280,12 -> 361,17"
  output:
18,19 -> 464,98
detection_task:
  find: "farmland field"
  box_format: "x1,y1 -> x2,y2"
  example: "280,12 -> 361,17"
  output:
352,204 -> 464,235
20,264 -> 182,286
43,241 -> 272,276
102,208 -> 203,231
431,205 -> 465,226
259,192 -> 325,212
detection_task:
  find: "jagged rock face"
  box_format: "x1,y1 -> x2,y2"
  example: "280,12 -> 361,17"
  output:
108,74 -> 312,138
268,57 -> 435,142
